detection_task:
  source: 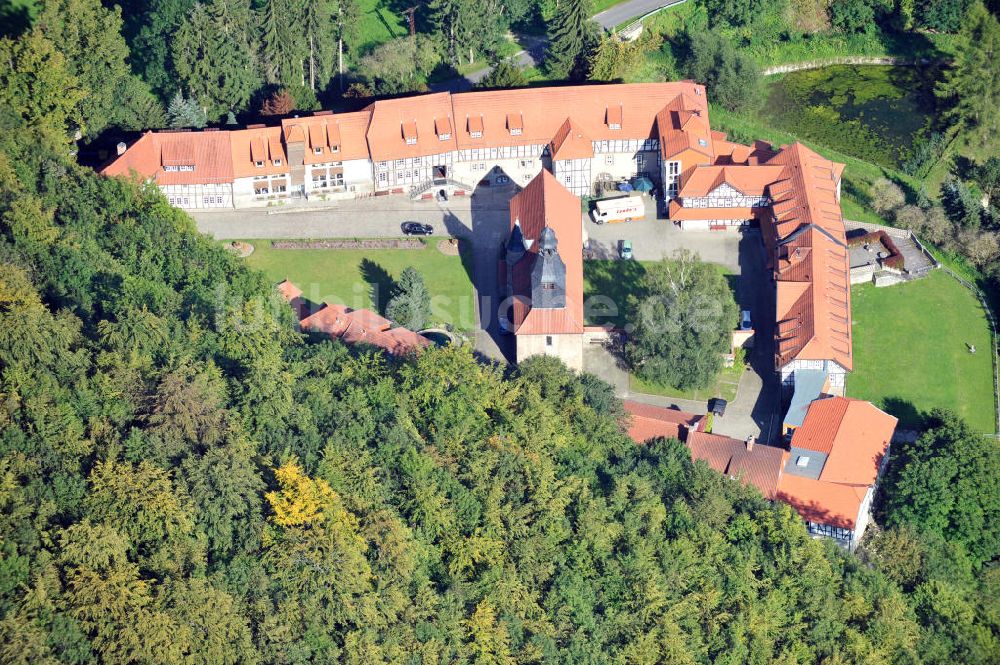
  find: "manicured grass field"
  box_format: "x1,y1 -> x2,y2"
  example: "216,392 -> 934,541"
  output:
240,239 -> 477,331
848,270 -> 996,432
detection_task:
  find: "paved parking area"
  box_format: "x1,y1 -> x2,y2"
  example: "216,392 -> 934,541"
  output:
584,194 -> 741,271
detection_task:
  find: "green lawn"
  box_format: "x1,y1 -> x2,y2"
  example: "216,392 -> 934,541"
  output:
240,239 -> 477,331
630,362 -> 743,403
355,0 -> 408,53
848,270 -> 996,433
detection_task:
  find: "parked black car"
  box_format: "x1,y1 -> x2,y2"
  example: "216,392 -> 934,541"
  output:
401,222 -> 434,236
708,398 -> 728,417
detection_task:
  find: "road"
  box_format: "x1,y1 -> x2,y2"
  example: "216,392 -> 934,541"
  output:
431,0 -> 678,92
593,0 -> 679,29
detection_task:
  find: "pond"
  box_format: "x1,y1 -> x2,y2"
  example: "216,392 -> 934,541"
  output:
759,65 -> 938,170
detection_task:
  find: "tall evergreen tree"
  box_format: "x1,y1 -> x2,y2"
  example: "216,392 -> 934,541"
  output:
936,2 -> 1000,139
167,90 -> 207,128
386,267 -> 432,331
544,0 -> 597,80
172,0 -> 260,120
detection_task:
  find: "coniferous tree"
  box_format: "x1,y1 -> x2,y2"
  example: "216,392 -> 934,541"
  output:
386,267 -> 432,331
172,0 -> 260,121
167,90 -> 207,128
544,0 -> 597,79
34,0 -> 161,134
936,2 -> 1000,139
476,58 -> 529,89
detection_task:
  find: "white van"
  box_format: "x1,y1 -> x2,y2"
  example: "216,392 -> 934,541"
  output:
590,196 -> 645,224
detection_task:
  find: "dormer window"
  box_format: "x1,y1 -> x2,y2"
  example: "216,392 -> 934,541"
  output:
435,117 -> 452,141
698,138 -> 708,147
254,160 -> 264,168
402,120 -> 418,145
506,112 -> 523,136
796,456 -> 810,467
314,147 -> 323,155
330,144 -> 340,153
273,158 -> 282,166
606,104 -> 623,130
468,115 -> 484,139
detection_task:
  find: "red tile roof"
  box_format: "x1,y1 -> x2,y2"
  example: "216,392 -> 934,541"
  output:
792,396 -> 896,485
508,170 -> 584,335
365,92 -> 457,161
450,82 -> 710,155
676,164 -> 785,198
550,118 -> 594,161
100,131 -> 234,185
278,282 -> 428,356
685,431 -> 788,500
280,112 -> 371,162
231,127 -> 288,178
776,473 -> 868,528
623,400 -> 703,443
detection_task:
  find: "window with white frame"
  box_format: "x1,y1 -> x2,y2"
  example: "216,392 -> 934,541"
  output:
470,130 -> 482,138
405,136 -> 417,145
438,133 -> 451,141
254,161 -> 264,168
636,154 -> 644,168
605,155 -> 613,165
520,159 -> 531,168
273,159 -> 282,166
395,159 -> 405,167
313,147 -> 323,155
378,172 -> 387,183
510,127 -> 521,136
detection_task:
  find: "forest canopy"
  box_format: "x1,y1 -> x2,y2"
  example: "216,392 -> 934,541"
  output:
0,103 -> 996,662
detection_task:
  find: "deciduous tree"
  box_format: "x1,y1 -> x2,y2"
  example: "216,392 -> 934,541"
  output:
625,250 -> 738,390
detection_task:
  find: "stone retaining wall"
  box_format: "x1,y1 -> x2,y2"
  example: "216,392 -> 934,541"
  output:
761,56 -> 939,76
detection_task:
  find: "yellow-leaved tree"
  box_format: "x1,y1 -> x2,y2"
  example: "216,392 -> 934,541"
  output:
266,459 -> 335,527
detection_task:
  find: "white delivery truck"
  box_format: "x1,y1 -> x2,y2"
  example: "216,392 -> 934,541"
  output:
590,195 -> 645,224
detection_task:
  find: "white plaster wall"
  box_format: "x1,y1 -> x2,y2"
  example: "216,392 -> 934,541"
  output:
516,333 -> 584,372
451,157 -> 542,189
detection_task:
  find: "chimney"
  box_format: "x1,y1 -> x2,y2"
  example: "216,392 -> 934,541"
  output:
116,141 -> 127,156
745,435 -> 755,451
